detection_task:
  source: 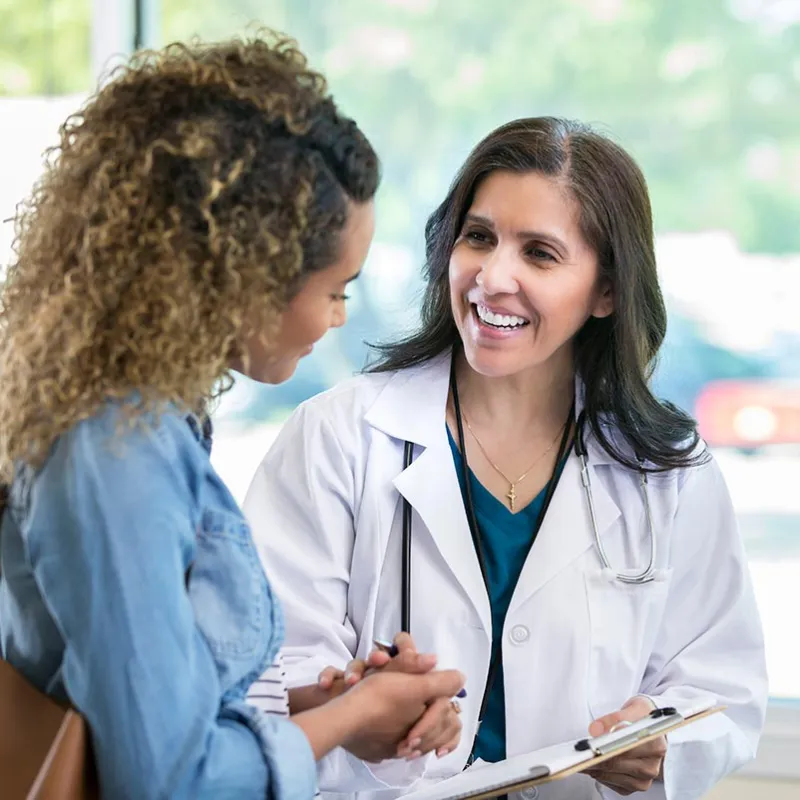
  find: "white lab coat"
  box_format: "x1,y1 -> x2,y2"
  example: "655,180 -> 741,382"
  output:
244,354 -> 767,800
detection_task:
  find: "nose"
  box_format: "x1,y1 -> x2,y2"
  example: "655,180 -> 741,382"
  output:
477,247 -> 520,295
330,304 -> 347,330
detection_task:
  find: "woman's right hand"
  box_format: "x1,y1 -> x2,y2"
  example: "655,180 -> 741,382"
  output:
341,667 -> 465,763
317,632 -> 437,691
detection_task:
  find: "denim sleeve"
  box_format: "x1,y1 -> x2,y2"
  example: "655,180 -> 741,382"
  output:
22,410 -> 316,800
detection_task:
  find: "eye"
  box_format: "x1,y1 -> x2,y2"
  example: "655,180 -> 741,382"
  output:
463,227 -> 493,246
527,246 -> 556,262
331,293 -> 350,302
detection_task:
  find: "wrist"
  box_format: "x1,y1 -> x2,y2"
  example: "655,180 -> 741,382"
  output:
291,691 -> 366,760
335,684 -> 376,749
289,677 -> 348,714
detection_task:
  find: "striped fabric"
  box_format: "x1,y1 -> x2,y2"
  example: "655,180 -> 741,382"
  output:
248,651 -> 322,798
247,656 -> 290,716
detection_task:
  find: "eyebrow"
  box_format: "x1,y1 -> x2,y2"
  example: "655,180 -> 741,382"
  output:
464,213 -> 569,256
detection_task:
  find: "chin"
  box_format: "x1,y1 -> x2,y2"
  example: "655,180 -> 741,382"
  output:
462,345 -> 530,379
252,358 -> 299,386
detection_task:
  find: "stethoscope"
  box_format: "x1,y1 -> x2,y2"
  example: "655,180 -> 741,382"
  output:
573,420 -> 658,585
398,360 -> 659,632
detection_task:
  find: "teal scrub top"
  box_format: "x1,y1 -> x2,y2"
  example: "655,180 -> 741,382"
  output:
448,428 -> 557,763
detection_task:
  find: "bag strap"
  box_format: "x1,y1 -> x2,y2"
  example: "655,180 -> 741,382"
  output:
0,484 -> 7,579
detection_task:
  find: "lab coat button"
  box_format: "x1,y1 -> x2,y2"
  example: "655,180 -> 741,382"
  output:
520,788 -> 539,799
510,624 -> 530,644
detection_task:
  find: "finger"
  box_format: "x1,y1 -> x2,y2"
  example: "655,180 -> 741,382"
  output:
398,699 -> 457,758
623,739 -> 667,760
589,696 -> 654,736
649,735 -> 668,759
592,756 -> 663,782
600,736 -> 667,765
399,698 -> 451,751
598,742 -> 664,775
365,650 -> 392,669
385,649 -> 437,674
419,704 -> 461,749
343,659 -> 369,685
422,712 -> 461,758
591,771 -> 654,795
433,711 -> 463,758
436,724 -> 462,758
317,666 -> 343,689
419,669 -> 465,702
393,632 -> 418,654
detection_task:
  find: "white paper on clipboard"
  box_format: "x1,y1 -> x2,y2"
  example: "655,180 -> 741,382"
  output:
403,742 -> 593,800
403,698 -> 717,800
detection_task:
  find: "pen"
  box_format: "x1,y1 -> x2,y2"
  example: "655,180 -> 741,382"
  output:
373,638 -> 399,657
372,639 -> 467,698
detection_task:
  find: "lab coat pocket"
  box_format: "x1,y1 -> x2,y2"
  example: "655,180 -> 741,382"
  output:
190,508 -> 268,663
584,567 -> 673,718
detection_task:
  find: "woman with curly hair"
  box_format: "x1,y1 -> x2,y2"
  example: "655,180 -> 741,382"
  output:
0,33 -> 464,799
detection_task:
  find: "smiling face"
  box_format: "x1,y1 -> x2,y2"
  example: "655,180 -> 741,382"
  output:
242,199 -> 375,384
448,170 -> 613,380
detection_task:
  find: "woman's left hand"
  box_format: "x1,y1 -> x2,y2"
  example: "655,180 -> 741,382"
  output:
585,696 -> 667,796
317,634 -> 461,759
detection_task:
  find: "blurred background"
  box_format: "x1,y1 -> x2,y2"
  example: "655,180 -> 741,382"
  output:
1,1 -> 798,794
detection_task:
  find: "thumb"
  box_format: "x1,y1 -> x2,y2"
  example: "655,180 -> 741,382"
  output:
392,649 -> 438,674
589,696 -> 652,736
393,632 -> 418,654
418,669 -> 465,702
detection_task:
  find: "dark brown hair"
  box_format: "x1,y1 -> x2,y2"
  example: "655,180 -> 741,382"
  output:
370,117 -> 702,471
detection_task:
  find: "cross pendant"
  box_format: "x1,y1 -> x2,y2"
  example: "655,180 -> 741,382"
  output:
506,484 -> 517,512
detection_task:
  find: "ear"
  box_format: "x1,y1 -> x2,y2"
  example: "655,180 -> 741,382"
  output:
591,279 -> 614,319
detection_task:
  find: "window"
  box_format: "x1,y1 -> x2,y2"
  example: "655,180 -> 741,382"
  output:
0,0 -> 92,269
159,2 -> 800,717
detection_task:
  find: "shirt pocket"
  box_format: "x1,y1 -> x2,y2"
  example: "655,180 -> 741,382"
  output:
189,508 -> 270,671
584,567 -> 673,719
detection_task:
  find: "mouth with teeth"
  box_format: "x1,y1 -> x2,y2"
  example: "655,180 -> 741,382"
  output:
474,303 -> 530,330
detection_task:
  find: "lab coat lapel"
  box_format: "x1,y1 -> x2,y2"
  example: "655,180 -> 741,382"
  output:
365,354 -> 492,635
392,437 -> 492,633
508,383 -> 622,615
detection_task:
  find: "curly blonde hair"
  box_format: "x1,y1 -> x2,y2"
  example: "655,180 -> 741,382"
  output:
0,31 -> 379,480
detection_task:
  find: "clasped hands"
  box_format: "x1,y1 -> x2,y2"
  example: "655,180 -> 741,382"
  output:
317,633 -> 463,763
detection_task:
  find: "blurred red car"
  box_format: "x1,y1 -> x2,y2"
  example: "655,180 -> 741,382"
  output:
695,380 -> 800,449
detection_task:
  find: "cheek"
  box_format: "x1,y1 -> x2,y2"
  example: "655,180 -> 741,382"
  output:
305,299 -> 338,345
280,294 -> 332,344
522,275 -> 597,321
448,250 -> 476,298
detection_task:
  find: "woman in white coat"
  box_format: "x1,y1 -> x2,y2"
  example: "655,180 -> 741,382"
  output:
244,117 -> 767,800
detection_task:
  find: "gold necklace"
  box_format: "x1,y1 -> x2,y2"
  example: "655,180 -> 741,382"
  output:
462,412 -> 566,512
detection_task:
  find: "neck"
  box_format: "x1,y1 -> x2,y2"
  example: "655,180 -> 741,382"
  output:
453,350 -> 575,434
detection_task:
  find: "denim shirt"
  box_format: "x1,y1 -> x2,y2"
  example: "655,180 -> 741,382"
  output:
0,404 -> 317,799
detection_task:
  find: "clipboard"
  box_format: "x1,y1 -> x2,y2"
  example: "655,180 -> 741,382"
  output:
403,700 -> 723,800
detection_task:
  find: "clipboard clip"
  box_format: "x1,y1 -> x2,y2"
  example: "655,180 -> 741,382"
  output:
574,707 -> 681,756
